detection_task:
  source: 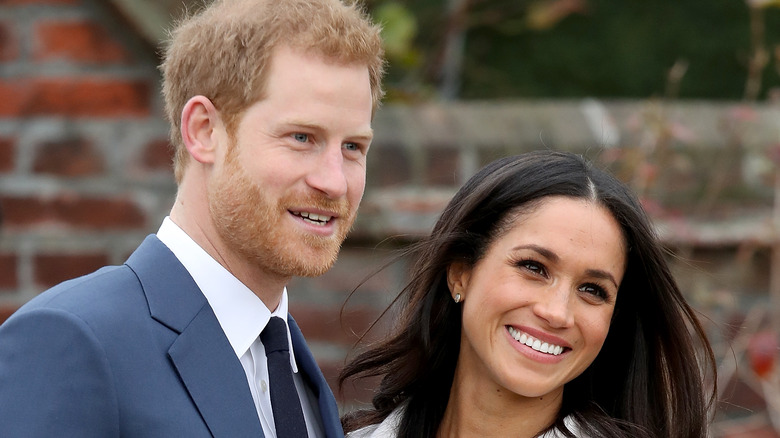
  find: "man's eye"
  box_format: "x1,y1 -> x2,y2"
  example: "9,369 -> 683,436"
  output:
293,133 -> 309,142
344,142 -> 359,151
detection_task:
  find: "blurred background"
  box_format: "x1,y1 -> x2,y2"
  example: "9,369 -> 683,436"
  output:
1,0 -> 779,436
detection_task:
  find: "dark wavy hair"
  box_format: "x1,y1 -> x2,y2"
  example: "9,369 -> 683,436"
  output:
339,150 -> 716,438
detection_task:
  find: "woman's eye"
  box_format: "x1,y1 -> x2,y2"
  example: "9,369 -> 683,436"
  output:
579,283 -> 608,300
519,260 -> 546,277
292,133 -> 309,142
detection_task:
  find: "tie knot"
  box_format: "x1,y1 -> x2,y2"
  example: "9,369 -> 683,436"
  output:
261,316 -> 290,354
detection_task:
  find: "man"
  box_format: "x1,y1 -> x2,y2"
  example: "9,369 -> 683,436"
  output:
0,0 -> 385,436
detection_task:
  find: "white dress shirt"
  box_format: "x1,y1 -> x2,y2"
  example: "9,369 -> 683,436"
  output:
157,217 -> 323,438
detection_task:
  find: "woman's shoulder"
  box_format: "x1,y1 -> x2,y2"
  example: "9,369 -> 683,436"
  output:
347,410 -> 588,438
346,424 -> 379,438
540,416 -> 588,438
346,406 -> 405,438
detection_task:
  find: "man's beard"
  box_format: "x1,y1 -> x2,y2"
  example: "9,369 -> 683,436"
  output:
207,149 -> 355,278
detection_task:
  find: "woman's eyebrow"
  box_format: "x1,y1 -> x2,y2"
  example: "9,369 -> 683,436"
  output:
585,269 -> 619,289
512,244 -> 619,288
511,244 -> 559,262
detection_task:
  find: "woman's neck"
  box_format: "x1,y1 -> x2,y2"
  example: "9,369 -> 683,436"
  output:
436,370 -> 563,438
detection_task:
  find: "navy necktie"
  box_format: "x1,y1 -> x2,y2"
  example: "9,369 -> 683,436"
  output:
261,317 -> 309,438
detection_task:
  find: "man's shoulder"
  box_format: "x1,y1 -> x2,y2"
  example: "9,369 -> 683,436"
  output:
12,263 -> 143,322
16,234 -> 175,319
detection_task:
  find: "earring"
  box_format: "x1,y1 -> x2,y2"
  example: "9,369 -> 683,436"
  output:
454,293 -> 462,303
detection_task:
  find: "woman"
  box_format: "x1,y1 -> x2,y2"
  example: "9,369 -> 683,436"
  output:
340,151 -> 716,437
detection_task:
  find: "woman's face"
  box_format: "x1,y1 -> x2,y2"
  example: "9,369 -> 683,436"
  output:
448,196 -> 627,402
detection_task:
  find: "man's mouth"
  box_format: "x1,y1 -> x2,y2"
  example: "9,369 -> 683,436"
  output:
291,211 -> 334,226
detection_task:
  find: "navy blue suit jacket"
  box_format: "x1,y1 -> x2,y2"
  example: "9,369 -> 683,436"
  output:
0,235 -> 344,438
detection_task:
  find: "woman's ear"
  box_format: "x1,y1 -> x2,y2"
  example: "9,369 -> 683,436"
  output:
447,261 -> 471,300
180,95 -> 223,165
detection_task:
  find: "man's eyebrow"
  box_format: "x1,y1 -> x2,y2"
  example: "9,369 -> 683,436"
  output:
352,130 -> 374,140
283,120 -> 374,140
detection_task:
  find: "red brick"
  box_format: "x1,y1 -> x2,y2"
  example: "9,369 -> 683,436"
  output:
317,361 -> 340,396
478,146 -> 512,169
0,21 -> 19,62
291,305 -> 380,345
33,137 -> 105,176
1,194 -> 146,230
319,359 -> 381,406
424,145 -> 459,186
719,373 -> 768,413
0,78 -> 151,118
332,362 -> 381,406
0,253 -> 18,290
0,0 -> 78,4
0,306 -> 19,325
392,196 -> 450,214
34,253 -> 108,288
0,196 -> 44,227
141,138 -> 174,171
720,426 -> 780,438
309,247 -> 401,294
368,145 -> 410,187
0,137 -> 14,172
35,20 -> 130,64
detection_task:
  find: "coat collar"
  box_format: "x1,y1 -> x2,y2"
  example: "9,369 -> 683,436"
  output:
288,317 -> 345,438
126,235 -> 264,437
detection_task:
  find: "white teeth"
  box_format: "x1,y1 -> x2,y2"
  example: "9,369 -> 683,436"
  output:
507,326 -> 565,356
296,211 -> 333,226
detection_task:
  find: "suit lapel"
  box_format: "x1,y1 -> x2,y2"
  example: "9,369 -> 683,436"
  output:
127,236 -> 264,438
169,307 -> 263,437
288,316 -> 345,438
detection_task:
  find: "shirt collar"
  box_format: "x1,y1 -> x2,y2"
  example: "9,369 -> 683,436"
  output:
156,217 -> 298,372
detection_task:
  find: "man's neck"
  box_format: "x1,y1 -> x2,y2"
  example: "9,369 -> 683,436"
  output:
168,201 -> 290,311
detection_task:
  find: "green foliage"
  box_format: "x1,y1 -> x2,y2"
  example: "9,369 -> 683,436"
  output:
374,2 -> 419,67
369,0 -> 780,101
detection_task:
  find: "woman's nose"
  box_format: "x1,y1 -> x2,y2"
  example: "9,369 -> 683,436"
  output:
533,285 -> 574,328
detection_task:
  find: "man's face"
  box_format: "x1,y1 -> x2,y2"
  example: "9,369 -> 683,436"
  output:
208,45 -> 373,278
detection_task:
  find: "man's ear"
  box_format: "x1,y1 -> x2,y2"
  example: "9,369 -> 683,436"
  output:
446,261 -> 471,298
180,95 -> 223,164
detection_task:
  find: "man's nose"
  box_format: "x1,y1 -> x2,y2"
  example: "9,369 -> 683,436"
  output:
304,143 -> 348,199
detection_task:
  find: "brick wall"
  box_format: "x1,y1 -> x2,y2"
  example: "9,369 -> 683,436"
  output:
0,0 -> 173,312
0,0 -> 778,434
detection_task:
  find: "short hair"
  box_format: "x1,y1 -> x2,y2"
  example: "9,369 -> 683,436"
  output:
340,151 -> 716,437
160,0 -> 385,183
